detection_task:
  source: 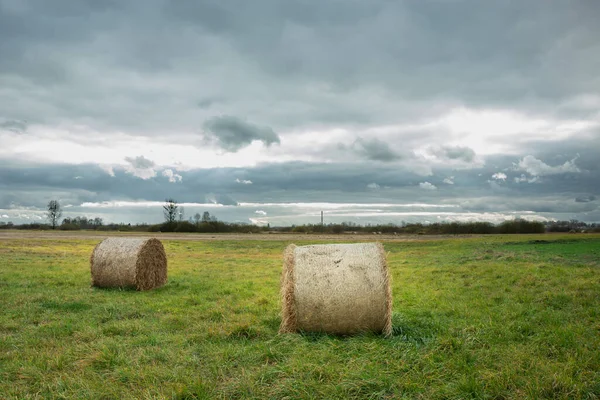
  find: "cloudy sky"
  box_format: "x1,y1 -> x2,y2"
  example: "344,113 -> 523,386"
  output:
1,0 -> 599,226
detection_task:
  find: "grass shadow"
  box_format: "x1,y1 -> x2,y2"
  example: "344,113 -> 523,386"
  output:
298,331 -> 337,342
391,313 -> 441,344
91,286 -> 139,293
297,330 -> 389,342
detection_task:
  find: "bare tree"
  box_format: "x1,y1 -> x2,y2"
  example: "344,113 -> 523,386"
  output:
193,213 -> 201,226
202,211 -> 211,222
46,200 -> 62,229
163,198 -> 178,223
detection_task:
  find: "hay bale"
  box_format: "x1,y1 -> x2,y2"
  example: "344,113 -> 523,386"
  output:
280,242 -> 392,336
90,238 -> 167,290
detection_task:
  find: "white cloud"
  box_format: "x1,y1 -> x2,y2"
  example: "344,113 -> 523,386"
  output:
515,155 -> 580,176
162,169 -> 183,183
236,178 -> 253,185
249,217 -> 269,226
239,202 -> 458,209
255,210 -> 267,215
491,172 -> 507,181
1,214 -> 9,218
366,182 -> 381,190
80,201 -> 227,208
439,108 -> 597,155
443,176 -> 455,185
99,164 -> 115,177
514,174 -> 539,184
124,155 -> 157,180
419,182 -> 437,190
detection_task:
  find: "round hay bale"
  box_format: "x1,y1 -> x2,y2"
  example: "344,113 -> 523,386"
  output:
90,238 -> 167,290
280,242 -> 392,336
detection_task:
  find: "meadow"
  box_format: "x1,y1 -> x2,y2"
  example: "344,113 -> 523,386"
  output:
1,233 -> 599,399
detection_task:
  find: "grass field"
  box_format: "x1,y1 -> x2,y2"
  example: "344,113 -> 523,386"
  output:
1,233 -> 599,399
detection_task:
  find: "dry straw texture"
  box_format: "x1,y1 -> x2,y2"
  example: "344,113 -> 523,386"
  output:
90,238 -> 167,291
280,242 -> 392,336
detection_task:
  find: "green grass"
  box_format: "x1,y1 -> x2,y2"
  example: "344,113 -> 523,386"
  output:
1,234 -> 600,399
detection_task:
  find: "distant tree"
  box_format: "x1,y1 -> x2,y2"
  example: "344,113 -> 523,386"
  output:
202,211 -> 211,223
93,217 -> 103,228
163,198 -> 178,223
193,213 -> 201,225
73,216 -> 90,228
46,200 -> 62,229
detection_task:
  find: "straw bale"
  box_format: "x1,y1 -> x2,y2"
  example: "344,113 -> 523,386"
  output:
280,242 -> 392,336
90,237 -> 167,290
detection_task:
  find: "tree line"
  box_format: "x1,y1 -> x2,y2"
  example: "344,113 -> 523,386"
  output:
1,199 -> 599,234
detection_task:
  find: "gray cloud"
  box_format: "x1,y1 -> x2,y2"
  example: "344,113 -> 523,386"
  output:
575,195 -> 596,203
0,118 -> 27,133
517,133 -> 599,173
197,96 -> 225,109
352,137 -> 401,162
2,141 -> 598,206
0,1 -> 597,135
432,145 -> 476,162
202,115 -> 280,152
1,150 -> 599,224
1,2 -> 599,225
0,193 -> 20,209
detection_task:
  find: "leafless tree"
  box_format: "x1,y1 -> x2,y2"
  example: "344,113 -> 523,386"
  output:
46,200 -> 62,229
163,198 -> 178,223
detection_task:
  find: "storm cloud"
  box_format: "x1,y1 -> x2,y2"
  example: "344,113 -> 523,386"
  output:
202,115 -> 280,152
1,0 -> 599,225
575,195 -> 597,203
432,146 -> 476,163
352,137 -> 402,162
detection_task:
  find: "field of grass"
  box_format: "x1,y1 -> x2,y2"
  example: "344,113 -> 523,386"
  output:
1,233 -> 599,399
